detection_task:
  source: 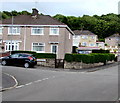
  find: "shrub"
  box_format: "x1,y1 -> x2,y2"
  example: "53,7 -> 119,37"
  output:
11,51 -> 55,59
64,53 -> 115,64
34,53 -> 55,59
92,50 -> 110,53
11,50 -> 36,54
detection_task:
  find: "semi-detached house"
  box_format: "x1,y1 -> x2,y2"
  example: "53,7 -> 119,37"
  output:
0,9 -> 74,59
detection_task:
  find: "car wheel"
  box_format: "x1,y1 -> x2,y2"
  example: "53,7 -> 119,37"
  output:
24,62 -> 30,68
1,60 -> 7,66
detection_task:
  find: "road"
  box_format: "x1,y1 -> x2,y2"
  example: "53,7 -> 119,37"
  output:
2,64 -> 119,101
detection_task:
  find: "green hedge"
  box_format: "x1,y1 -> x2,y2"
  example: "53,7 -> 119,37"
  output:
33,53 -> 55,59
65,53 -> 115,64
11,51 -> 36,54
92,50 -> 110,53
11,51 -> 56,59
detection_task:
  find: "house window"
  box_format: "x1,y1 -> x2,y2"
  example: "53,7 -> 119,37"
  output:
5,41 -> 19,51
82,42 -> 87,46
90,43 -> 95,47
32,43 -> 45,52
82,36 -> 87,39
91,36 -> 95,39
8,27 -> 20,35
51,45 -> 58,54
32,27 -> 44,35
0,27 -> 3,34
50,28 -> 59,35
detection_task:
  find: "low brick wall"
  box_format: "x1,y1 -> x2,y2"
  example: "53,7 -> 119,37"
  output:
64,61 -> 114,69
0,52 -> 10,58
37,58 -> 55,68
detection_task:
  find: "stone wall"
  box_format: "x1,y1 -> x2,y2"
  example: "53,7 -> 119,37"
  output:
64,61 -> 114,69
37,58 -> 55,68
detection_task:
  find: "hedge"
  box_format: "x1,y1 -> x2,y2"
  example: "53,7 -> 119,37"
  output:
65,53 -> 115,64
11,51 -> 56,59
11,51 -> 36,54
92,50 -> 110,53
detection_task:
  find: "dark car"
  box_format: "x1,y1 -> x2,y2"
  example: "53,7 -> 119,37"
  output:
1,53 -> 37,68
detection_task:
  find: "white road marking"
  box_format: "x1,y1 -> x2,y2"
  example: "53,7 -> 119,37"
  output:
15,76 -> 55,89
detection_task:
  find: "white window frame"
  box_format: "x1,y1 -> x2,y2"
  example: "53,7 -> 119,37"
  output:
8,27 -> 20,35
31,27 -> 44,35
82,42 -> 87,46
32,42 -> 45,53
5,41 -> 19,51
0,27 -> 3,35
90,43 -> 95,47
51,45 -> 58,54
82,35 -> 88,39
91,36 -> 95,39
50,27 -> 59,35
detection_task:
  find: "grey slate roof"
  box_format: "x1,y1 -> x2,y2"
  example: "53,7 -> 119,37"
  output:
106,33 -> 120,38
73,30 -> 96,35
1,14 -> 66,25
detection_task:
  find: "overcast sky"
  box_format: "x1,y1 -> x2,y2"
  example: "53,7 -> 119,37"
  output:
0,0 -> 120,17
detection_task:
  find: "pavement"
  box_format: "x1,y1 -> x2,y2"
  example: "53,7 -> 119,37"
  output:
2,73 -> 18,91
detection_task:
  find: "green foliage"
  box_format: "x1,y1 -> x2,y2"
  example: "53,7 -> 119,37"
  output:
11,51 -> 55,59
53,13 -> 120,39
33,53 -> 55,59
65,53 -> 115,64
11,50 -> 36,54
1,10 -> 120,39
92,50 -> 110,53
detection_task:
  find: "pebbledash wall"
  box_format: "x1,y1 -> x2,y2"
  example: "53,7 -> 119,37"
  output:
36,58 -> 114,69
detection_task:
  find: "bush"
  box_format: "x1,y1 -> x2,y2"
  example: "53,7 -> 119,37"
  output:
11,50 -> 36,54
92,50 -> 110,53
34,53 -> 55,59
65,53 -> 115,64
11,51 -> 56,59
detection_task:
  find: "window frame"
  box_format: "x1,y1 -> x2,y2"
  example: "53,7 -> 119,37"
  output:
82,42 -> 87,46
32,42 -> 45,53
8,27 -> 20,35
5,41 -> 19,51
50,27 -> 59,35
31,27 -> 44,35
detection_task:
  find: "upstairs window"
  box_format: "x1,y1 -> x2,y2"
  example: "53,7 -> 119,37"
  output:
82,35 -> 88,39
32,27 -> 44,35
82,42 -> 87,46
8,27 -> 20,35
50,27 -> 59,35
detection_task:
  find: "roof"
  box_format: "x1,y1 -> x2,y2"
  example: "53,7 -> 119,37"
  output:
1,15 -> 66,25
106,33 -> 120,39
0,8 -> 75,35
73,30 -> 96,35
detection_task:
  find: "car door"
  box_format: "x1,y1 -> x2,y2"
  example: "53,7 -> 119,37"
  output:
10,54 -> 19,65
17,54 -> 26,66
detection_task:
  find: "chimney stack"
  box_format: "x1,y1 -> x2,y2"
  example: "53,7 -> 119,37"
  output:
32,8 -> 39,18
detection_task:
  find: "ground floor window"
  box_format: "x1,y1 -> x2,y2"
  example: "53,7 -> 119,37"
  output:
5,41 -> 19,51
32,43 -> 45,52
51,45 -> 58,54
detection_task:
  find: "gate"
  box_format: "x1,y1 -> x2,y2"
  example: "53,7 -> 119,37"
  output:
55,59 -> 64,68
